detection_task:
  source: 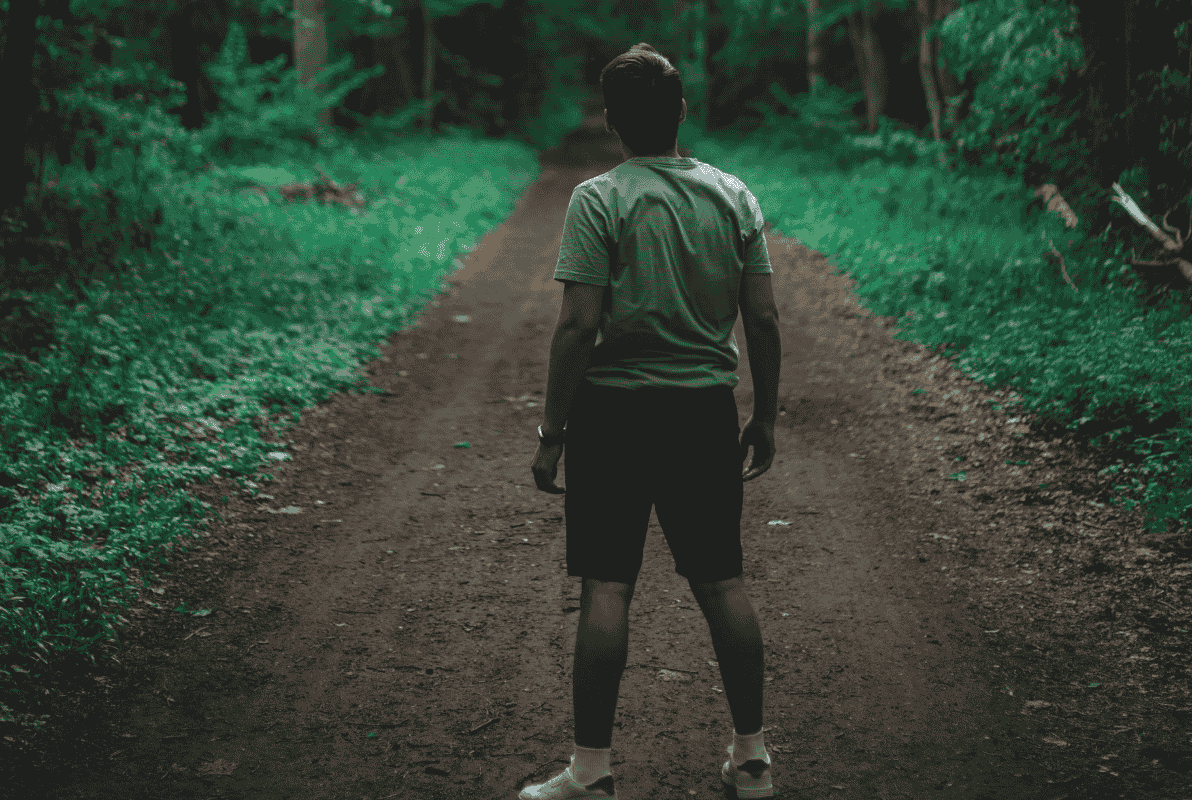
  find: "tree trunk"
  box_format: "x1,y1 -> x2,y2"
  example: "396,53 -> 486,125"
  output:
294,0 -> 332,128
916,0 -> 942,139
932,0 -> 961,127
1073,0 -> 1130,187
421,0 -> 435,134
370,30 -> 416,114
0,0 -> 42,213
806,0 -> 830,90
845,6 -> 887,133
703,0 -> 732,131
674,0 -> 690,67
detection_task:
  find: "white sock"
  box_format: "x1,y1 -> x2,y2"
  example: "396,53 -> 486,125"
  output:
732,727 -> 768,765
570,744 -> 612,785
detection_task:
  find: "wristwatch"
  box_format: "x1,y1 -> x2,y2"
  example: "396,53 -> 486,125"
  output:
537,424 -> 567,446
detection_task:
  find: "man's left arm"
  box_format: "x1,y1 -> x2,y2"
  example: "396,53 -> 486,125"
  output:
531,281 -> 604,493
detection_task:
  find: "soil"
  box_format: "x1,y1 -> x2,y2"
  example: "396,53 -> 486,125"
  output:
1,112 -> 1190,800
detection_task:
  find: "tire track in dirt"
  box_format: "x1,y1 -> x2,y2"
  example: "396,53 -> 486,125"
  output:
26,120 -> 1080,799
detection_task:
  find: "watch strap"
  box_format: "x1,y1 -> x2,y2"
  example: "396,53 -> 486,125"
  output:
538,424 -> 567,446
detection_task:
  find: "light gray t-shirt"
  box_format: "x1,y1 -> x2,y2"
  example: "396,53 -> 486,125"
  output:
553,156 -> 772,390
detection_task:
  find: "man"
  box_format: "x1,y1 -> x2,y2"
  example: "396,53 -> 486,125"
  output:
523,43 -> 782,800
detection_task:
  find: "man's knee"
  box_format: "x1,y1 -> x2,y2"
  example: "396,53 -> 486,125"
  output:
688,573 -> 744,601
582,577 -> 636,604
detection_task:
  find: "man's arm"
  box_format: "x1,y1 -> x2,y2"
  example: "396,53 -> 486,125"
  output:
739,273 -> 781,422
541,281 -> 604,434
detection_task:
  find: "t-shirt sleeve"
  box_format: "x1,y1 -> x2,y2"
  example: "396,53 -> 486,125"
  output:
553,184 -> 611,286
742,189 -> 773,275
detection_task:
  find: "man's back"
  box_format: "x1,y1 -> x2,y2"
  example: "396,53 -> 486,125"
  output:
554,156 -> 773,390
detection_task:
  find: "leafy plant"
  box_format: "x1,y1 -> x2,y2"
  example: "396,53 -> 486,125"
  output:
0,129 -> 539,727
196,22 -> 383,158
935,0 -> 1087,175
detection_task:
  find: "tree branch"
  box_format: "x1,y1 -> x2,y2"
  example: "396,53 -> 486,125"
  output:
1111,183 -> 1191,282
1044,236 -> 1077,292
1111,183 -> 1181,252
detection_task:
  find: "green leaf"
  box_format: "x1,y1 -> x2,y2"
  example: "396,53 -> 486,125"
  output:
944,471 -> 967,481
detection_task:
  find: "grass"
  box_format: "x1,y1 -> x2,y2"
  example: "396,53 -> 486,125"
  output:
0,125 -> 540,727
682,90 -> 1189,533
0,88 -> 1189,727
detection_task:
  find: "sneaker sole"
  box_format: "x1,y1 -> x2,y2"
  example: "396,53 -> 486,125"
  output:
720,749 -> 774,799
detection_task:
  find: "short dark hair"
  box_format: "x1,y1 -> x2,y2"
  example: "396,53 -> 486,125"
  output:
600,43 -> 683,156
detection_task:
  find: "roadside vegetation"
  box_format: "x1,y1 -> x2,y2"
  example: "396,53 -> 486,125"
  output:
0,0 -> 1188,738
683,79 -> 1189,533
0,26 -> 540,726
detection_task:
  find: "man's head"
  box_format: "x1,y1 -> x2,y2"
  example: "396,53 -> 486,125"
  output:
600,43 -> 686,157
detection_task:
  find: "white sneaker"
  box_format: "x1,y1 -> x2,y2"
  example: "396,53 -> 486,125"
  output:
518,757 -> 618,800
719,744 -> 774,798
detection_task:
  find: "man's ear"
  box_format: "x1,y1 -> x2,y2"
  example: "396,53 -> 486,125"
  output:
679,98 -> 687,124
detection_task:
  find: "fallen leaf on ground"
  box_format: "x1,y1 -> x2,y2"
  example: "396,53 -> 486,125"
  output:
197,759 -> 238,776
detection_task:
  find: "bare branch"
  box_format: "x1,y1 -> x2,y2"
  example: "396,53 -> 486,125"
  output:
1045,238 -> 1077,292
1161,210 -> 1182,246
1111,183 -> 1190,282
1128,256 -> 1193,282
1111,183 -> 1181,252
1034,184 -> 1078,229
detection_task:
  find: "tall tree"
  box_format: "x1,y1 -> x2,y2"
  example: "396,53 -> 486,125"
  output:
674,0 -> 691,71
807,0 -> 829,90
294,0 -> 332,128
703,0 -> 733,130
366,26 -> 417,114
917,0 -> 958,139
410,0 -> 503,134
421,0 -> 435,133
932,0 -> 961,128
845,3 -> 887,133
0,0 -> 43,213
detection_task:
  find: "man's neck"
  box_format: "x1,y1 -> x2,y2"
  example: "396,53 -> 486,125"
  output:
624,149 -> 681,160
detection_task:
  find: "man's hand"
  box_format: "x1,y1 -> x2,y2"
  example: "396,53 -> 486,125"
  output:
531,442 -> 566,494
740,419 -> 776,481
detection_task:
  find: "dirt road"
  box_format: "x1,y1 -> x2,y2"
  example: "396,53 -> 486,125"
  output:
9,114 -> 1182,800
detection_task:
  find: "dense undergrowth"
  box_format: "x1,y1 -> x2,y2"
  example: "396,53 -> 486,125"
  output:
0,130 -> 540,728
0,70 -> 1188,728
683,81 -> 1190,534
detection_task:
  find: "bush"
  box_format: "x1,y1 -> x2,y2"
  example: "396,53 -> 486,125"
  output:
0,130 -> 540,727
686,120 -> 1190,532
196,22 -> 384,159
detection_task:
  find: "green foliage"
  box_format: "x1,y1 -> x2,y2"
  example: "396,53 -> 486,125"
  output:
935,0 -> 1087,175
806,0 -> 912,33
752,81 -> 866,153
197,22 -> 384,158
689,121 -> 1190,533
0,129 -> 539,727
55,59 -> 195,184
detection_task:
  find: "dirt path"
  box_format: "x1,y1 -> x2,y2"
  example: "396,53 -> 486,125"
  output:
8,117 -> 1183,800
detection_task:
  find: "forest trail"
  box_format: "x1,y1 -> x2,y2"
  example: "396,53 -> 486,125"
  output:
20,113 -> 1134,800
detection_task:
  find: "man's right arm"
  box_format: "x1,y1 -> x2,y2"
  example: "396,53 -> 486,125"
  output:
739,272 -> 781,423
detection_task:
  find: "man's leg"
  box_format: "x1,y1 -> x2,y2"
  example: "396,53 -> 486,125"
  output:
689,574 -> 764,735
572,577 -> 635,749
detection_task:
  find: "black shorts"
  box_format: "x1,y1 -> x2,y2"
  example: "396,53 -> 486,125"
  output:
564,380 -> 744,585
